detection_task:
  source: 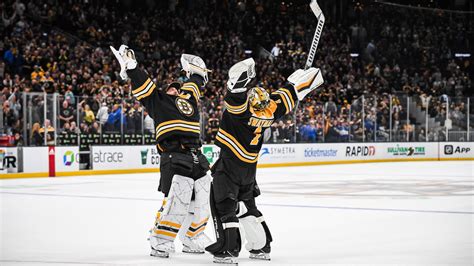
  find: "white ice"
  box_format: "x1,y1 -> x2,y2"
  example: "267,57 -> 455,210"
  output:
1,161 -> 473,265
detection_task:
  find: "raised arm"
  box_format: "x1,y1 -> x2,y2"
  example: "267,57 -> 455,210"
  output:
110,45 -> 162,112
179,54 -> 209,104
223,58 -> 256,116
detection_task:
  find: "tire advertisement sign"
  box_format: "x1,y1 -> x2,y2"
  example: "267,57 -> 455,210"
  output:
384,143 -> 437,158
92,145 -> 160,170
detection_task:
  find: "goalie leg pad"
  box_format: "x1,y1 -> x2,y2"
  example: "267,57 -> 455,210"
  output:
238,199 -> 273,255
179,174 -> 212,252
150,175 -> 193,250
205,185 -> 241,256
237,201 -> 266,251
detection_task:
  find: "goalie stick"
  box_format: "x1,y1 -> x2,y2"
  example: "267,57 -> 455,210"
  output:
305,0 -> 325,70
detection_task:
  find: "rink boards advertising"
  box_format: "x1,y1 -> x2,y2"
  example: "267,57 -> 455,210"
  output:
1,142 -> 473,178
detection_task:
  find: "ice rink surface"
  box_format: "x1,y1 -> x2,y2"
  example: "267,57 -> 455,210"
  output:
1,161 -> 473,265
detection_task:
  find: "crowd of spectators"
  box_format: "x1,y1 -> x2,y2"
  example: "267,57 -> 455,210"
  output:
0,0 -> 472,146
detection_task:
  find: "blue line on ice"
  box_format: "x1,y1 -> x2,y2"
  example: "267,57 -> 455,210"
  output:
2,191 -> 472,215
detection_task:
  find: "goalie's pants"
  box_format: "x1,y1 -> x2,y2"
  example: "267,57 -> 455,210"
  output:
159,150 -> 210,197
211,156 -> 261,216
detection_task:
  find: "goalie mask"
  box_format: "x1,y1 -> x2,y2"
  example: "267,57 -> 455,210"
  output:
249,87 -> 270,111
227,58 -> 256,93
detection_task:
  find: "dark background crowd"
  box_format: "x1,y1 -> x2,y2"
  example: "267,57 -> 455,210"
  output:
1,0 -> 473,147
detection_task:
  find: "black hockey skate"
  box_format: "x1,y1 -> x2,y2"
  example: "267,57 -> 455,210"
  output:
213,250 -> 239,264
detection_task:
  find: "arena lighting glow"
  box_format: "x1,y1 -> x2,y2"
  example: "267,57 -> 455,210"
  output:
244,50 -> 253,54
350,53 -> 359,57
454,53 -> 471,58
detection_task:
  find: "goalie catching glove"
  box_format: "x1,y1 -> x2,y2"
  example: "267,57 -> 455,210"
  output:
180,54 -> 211,85
110,45 -> 137,80
287,67 -> 324,101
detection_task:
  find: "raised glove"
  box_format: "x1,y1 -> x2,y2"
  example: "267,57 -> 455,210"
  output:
110,45 -> 137,80
226,58 -> 256,93
180,54 -> 210,85
287,67 -> 324,101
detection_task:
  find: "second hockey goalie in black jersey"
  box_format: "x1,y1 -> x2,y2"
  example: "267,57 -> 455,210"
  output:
110,45 -> 212,259
206,58 -> 324,264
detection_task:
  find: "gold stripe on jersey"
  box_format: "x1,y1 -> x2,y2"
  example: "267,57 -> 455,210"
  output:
136,84 -> 156,100
225,97 -> 248,114
180,82 -> 200,101
279,88 -> 295,108
155,120 -> 200,139
273,88 -> 295,114
132,78 -> 156,100
132,78 -> 151,94
216,129 -> 258,163
157,143 -> 164,152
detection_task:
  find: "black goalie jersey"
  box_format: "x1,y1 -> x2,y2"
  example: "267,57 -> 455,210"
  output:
127,68 -> 204,151
215,85 -> 297,165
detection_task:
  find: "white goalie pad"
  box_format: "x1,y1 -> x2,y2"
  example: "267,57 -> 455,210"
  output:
239,214 -> 267,251
287,67 -> 324,101
178,174 -> 212,250
237,202 -> 266,251
227,58 -> 256,93
192,173 -> 212,223
150,175 -> 194,247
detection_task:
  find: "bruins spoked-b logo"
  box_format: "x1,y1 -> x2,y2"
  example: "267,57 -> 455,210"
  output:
175,98 -> 194,116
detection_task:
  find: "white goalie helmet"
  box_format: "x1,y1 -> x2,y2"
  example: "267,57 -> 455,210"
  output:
227,58 -> 256,93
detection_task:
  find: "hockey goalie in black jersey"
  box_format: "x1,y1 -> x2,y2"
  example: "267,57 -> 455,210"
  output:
206,58 -> 324,264
110,45 -> 212,258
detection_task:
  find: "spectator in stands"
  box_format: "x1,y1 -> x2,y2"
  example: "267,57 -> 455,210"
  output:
59,100 -> 74,129
96,102 -> 109,126
0,0 -> 472,145
206,113 -> 220,144
90,121 -> 100,134
269,122 -> 280,143
69,121 -> 80,134
2,100 -> 15,134
143,110 -> 154,134
105,104 -> 124,132
30,122 -> 42,146
39,119 -> 55,145
82,104 -> 95,125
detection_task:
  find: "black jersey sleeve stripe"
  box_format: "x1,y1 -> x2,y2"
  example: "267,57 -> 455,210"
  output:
136,83 -> 156,100
225,96 -> 248,114
132,78 -> 151,95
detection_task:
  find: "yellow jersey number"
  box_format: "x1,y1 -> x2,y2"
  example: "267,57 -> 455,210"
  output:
250,126 -> 262,145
